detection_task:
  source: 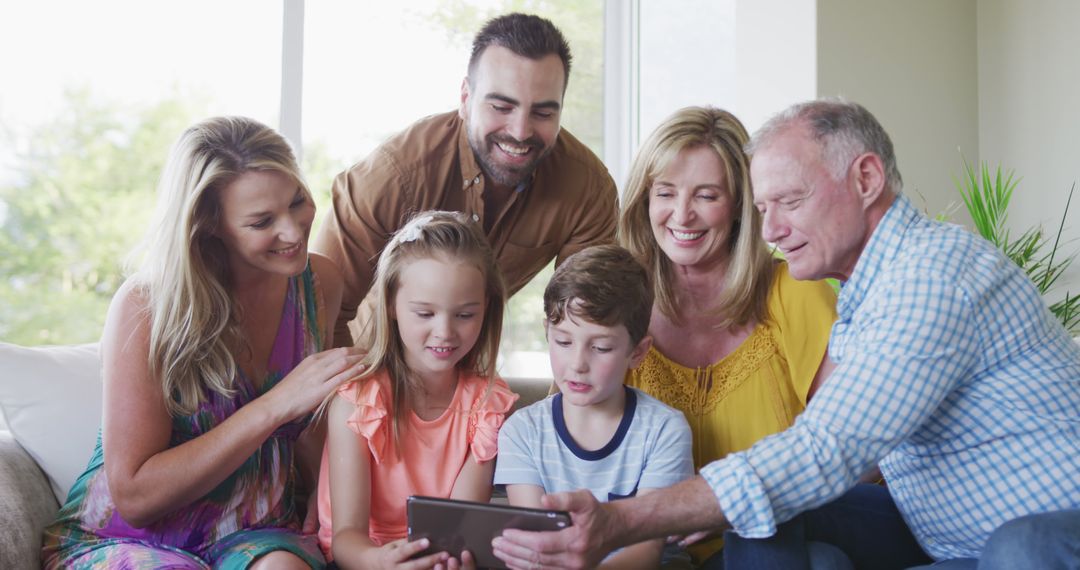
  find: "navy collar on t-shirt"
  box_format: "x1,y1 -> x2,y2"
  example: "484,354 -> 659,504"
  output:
552,386 -> 637,461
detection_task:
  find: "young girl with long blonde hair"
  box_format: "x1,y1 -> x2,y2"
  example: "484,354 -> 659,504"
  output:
317,211 -> 517,569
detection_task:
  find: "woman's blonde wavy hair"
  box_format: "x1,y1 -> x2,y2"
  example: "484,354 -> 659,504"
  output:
617,106 -> 774,328
347,211 -> 506,449
129,116 -> 311,416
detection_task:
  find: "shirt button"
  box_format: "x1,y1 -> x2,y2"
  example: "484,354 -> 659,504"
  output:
472,214 -> 480,222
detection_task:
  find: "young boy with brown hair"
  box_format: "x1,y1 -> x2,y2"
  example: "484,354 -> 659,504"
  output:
494,244 -> 694,568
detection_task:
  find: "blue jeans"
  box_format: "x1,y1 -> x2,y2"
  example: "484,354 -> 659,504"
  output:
720,484 -> 1080,570
908,508 -> 1080,570
719,484 -> 932,570
699,540 -> 854,570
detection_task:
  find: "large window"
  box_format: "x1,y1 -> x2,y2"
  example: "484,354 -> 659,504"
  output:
1,1 -> 604,381
300,1 -> 605,380
2,1 -> 742,377
0,0 -> 282,345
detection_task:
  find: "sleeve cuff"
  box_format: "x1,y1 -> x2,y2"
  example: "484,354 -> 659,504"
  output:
700,455 -> 780,539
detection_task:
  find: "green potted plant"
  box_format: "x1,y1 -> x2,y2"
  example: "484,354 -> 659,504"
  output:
955,158 -> 1078,334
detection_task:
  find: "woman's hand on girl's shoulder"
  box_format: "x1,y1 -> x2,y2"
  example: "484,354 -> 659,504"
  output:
261,347 -> 366,425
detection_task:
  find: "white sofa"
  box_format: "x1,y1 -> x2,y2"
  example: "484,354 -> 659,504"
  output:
5,338 -> 1078,568
0,342 -> 552,570
0,343 -> 101,570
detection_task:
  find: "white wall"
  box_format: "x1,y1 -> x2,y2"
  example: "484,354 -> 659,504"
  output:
816,0 -> 979,220
648,0 -> 1078,297
733,0 -> 979,219
977,0 -> 1080,297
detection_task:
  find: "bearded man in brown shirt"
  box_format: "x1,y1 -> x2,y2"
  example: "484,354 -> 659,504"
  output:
315,13 -> 619,347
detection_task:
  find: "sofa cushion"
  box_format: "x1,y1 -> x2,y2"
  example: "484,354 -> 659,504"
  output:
0,343 -> 102,503
0,431 -> 60,570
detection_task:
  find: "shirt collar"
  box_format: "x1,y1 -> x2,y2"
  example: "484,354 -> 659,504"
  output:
837,194 -> 922,319
456,118 -> 484,191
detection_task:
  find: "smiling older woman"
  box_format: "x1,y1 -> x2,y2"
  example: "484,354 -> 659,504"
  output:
617,106 -> 839,567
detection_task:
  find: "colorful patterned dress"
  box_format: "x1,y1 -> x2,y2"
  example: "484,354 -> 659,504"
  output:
42,265 -> 327,570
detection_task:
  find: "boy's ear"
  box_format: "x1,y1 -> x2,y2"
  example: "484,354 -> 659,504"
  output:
628,335 -> 653,369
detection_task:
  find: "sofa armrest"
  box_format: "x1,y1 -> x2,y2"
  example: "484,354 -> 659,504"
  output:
506,377 -> 552,413
0,431 -> 60,570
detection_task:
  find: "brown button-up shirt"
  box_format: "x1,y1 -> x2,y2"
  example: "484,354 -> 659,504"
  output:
314,110 -> 619,347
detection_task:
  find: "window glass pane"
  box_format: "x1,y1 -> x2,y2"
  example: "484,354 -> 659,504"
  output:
303,1 -> 604,379
638,0 -> 736,140
0,0 -> 282,345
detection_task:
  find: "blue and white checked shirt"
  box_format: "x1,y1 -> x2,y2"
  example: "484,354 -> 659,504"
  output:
701,194 -> 1080,560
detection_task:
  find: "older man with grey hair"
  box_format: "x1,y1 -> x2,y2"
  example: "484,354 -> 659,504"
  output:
492,99 -> 1080,570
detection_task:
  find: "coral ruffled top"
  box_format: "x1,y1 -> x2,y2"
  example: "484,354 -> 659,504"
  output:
317,369 -> 517,554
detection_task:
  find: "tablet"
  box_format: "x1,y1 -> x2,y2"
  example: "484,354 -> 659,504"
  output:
407,495 -> 572,569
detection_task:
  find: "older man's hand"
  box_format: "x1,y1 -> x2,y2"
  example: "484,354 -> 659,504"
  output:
491,490 -> 621,569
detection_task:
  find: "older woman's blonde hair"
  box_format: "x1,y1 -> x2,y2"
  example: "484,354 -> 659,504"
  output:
617,106 -> 774,327
130,116 -> 312,416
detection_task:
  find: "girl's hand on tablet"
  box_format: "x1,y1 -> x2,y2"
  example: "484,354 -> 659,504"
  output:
440,549 -> 476,570
375,537 -> 449,569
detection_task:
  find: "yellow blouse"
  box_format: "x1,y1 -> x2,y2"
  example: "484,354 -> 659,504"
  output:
625,262 -> 837,561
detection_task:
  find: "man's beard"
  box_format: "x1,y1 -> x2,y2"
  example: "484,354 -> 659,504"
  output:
468,131 -> 552,188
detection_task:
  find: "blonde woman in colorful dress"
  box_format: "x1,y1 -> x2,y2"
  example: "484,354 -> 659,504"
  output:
43,116 -> 362,569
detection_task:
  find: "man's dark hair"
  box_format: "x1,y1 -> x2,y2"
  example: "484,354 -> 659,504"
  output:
544,245 -> 654,346
468,13 -> 572,90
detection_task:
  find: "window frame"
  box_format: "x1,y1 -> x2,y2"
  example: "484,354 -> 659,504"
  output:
277,0 -> 638,190
274,0 -> 635,382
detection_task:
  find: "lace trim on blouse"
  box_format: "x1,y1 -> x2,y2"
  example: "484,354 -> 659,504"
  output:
635,326 -> 779,416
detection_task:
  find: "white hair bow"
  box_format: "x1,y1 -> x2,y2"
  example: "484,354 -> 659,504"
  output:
396,214 -> 434,243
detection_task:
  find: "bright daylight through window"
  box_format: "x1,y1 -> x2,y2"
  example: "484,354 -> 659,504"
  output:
0,0 -> 604,381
